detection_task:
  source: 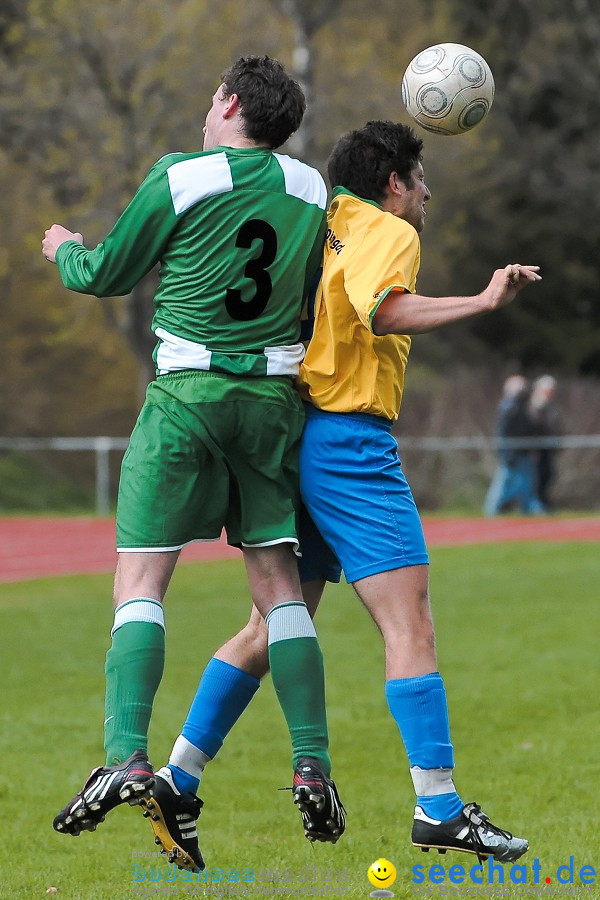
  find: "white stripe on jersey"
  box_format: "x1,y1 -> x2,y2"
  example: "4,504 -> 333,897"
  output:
167,153 -> 233,216
155,327 -> 213,374
154,328 -> 305,377
264,342 -> 305,375
273,154 -> 327,210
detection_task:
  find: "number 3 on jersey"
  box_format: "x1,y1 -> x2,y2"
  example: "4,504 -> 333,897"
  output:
226,219 -> 277,321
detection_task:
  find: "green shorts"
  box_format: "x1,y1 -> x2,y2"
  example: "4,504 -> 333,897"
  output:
116,371 -> 305,551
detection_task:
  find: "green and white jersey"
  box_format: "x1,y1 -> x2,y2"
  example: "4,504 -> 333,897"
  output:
56,147 -> 327,377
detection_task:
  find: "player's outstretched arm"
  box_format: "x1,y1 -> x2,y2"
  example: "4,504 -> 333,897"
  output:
372,264 -> 541,336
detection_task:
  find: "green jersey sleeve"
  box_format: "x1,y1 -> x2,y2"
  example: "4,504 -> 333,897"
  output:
303,216 -> 327,300
55,157 -> 180,297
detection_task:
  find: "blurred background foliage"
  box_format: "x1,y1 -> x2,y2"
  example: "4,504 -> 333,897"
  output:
1,0 -> 598,508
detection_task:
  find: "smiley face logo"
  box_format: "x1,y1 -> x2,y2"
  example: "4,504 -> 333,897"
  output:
367,858 -> 397,889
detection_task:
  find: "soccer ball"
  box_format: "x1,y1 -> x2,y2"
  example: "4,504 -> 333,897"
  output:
402,43 -> 495,135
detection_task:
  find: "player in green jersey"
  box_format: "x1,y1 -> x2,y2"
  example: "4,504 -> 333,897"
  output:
42,55 -> 344,862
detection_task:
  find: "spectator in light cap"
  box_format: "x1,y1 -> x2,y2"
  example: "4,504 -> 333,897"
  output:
530,374 -> 562,511
484,374 -> 545,516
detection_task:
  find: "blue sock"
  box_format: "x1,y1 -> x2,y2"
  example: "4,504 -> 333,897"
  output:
415,790 -> 463,821
385,672 -> 463,821
168,658 -> 260,794
168,764 -> 201,796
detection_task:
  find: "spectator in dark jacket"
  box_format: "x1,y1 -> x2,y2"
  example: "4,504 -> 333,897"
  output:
484,375 -> 545,515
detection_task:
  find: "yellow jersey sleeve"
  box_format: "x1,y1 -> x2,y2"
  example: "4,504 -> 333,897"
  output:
343,214 -> 420,331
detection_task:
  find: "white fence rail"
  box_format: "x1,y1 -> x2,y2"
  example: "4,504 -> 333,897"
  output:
2,435 -> 599,515
0,437 -> 128,515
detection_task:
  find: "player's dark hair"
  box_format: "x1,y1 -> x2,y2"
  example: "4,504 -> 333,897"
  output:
221,55 -> 305,149
327,120 -> 424,203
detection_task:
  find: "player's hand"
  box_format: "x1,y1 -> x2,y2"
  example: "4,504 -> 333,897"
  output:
41,224 -> 84,264
482,264 -> 541,310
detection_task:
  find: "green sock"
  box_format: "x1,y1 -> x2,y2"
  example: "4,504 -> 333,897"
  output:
267,602 -> 331,775
104,620 -> 165,765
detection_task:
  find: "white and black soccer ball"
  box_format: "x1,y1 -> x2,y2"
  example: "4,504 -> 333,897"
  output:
402,43 -> 495,135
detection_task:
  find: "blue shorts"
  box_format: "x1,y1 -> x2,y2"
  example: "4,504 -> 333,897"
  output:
298,405 -> 429,584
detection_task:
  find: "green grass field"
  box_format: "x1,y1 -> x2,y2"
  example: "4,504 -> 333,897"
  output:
2,543 -> 599,899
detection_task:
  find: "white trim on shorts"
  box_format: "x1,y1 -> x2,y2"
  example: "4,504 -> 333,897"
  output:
241,536 -> 300,556
117,537 -> 221,553
117,536 -> 300,553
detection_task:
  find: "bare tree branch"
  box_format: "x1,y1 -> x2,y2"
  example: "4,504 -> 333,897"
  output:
572,0 -> 600,67
266,0 -> 341,160
269,0 -> 342,37
66,32 -> 133,118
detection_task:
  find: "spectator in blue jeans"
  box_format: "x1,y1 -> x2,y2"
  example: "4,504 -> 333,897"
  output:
484,375 -> 545,516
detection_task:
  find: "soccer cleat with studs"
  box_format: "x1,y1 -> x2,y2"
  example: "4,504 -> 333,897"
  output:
139,767 -> 205,873
290,757 -> 346,844
412,802 -> 529,863
53,749 -> 155,836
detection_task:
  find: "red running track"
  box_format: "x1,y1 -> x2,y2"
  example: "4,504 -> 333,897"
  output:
1,515 -> 598,583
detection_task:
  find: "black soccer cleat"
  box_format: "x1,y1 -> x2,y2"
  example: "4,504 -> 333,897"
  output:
292,757 -> 346,844
412,802 -> 529,863
139,767 -> 205,873
53,749 -> 155,836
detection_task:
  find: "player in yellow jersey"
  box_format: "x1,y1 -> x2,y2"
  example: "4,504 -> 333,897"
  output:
146,121 -> 540,868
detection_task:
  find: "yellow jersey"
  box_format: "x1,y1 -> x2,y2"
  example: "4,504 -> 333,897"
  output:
297,187 -> 420,421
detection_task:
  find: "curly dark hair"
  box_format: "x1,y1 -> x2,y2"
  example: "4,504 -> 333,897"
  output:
327,120 -> 424,203
221,55 -> 306,150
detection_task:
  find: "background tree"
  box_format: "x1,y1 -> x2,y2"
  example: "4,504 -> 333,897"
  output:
266,0 -> 342,158
1,0 -> 598,445
411,0 -> 600,374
